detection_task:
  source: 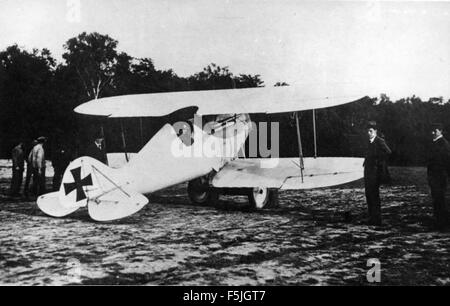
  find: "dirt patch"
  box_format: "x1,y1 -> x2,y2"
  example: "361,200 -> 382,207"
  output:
0,162 -> 449,285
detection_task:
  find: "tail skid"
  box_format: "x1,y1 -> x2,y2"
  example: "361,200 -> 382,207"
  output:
37,156 -> 149,221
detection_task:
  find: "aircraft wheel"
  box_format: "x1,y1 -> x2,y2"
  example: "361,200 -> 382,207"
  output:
187,178 -> 219,205
248,187 -> 278,210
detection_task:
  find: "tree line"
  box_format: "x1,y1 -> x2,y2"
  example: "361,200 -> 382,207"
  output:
0,32 -> 449,166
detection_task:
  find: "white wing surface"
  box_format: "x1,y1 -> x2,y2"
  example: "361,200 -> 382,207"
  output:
74,84 -> 376,117
212,157 -> 364,190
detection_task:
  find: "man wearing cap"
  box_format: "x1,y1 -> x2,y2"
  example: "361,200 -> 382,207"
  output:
363,121 -> 392,226
427,123 -> 450,230
30,136 -> 47,196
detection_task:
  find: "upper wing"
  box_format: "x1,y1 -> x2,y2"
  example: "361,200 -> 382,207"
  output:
212,157 -> 364,190
74,84 -> 377,117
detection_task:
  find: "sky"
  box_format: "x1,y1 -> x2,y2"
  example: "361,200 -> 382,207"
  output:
1,0 -> 449,100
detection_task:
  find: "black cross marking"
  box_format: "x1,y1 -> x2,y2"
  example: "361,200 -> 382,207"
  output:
63,167 -> 93,202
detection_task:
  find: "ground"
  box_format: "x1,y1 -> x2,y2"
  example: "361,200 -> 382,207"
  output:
0,160 -> 449,285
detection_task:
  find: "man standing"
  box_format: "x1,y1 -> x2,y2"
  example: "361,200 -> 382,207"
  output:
10,142 -> 25,196
31,136 -> 47,196
85,136 -> 108,165
427,123 -> 450,230
52,145 -> 72,191
24,140 -> 37,198
363,121 -> 392,226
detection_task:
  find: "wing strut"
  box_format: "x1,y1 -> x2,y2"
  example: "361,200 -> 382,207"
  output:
294,112 -> 304,183
100,124 -> 109,165
120,120 -> 129,162
139,118 -> 144,148
313,109 -> 318,158
100,124 -> 107,152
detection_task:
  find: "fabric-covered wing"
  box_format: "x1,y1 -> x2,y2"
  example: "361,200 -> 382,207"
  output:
212,157 -> 364,190
74,84 -> 376,117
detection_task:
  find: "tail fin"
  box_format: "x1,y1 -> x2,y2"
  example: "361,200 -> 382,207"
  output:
56,156 -> 148,221
37,156 -> 100,218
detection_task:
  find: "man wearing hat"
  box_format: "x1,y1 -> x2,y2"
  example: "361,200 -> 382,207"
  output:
85,136 -> 108,165
427,123 -> 450,230
363,121 -> 392,226
30,136 -> 47,196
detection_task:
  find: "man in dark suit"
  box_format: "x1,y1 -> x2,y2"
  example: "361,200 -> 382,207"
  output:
427,123 -> 450,230
52,145 -> 72,191
10,142 -> 25,196
363,121 -> 392,226
85,136 -> 108,165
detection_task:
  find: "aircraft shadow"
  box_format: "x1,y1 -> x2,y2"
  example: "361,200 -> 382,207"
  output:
146,192 -> 349,221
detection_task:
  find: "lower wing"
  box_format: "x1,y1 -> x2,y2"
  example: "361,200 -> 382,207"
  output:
212,157 -> 364,190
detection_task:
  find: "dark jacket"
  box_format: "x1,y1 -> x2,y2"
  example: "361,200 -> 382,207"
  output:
11,144 -> 24,171
52,148 -> 72,173
427,137 -> 450,177
85,142 -> 108,165
364,136 -> 392,183
364,137 -> 391,168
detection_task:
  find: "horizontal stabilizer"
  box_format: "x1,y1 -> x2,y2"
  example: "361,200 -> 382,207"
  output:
37,191 -> 80,217
88,190 -> 148,221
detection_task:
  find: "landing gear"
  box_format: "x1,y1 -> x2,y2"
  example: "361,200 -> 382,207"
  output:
188,177 -> 278,210
187,177 -> 218,205
247,187 -> 278,210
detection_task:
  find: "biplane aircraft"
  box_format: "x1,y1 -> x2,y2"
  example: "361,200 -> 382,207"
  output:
37,85 -> 374,221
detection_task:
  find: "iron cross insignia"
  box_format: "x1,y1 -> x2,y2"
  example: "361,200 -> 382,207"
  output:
63,167 -> 93,202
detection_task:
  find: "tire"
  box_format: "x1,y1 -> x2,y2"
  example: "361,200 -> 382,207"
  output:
187,177 -> 219,205
248,187 -> 278,210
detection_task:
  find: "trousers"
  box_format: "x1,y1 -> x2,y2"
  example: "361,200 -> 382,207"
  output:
364,167 -> 381,225
10,169 -> 23,195
428,172 -> 449,228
